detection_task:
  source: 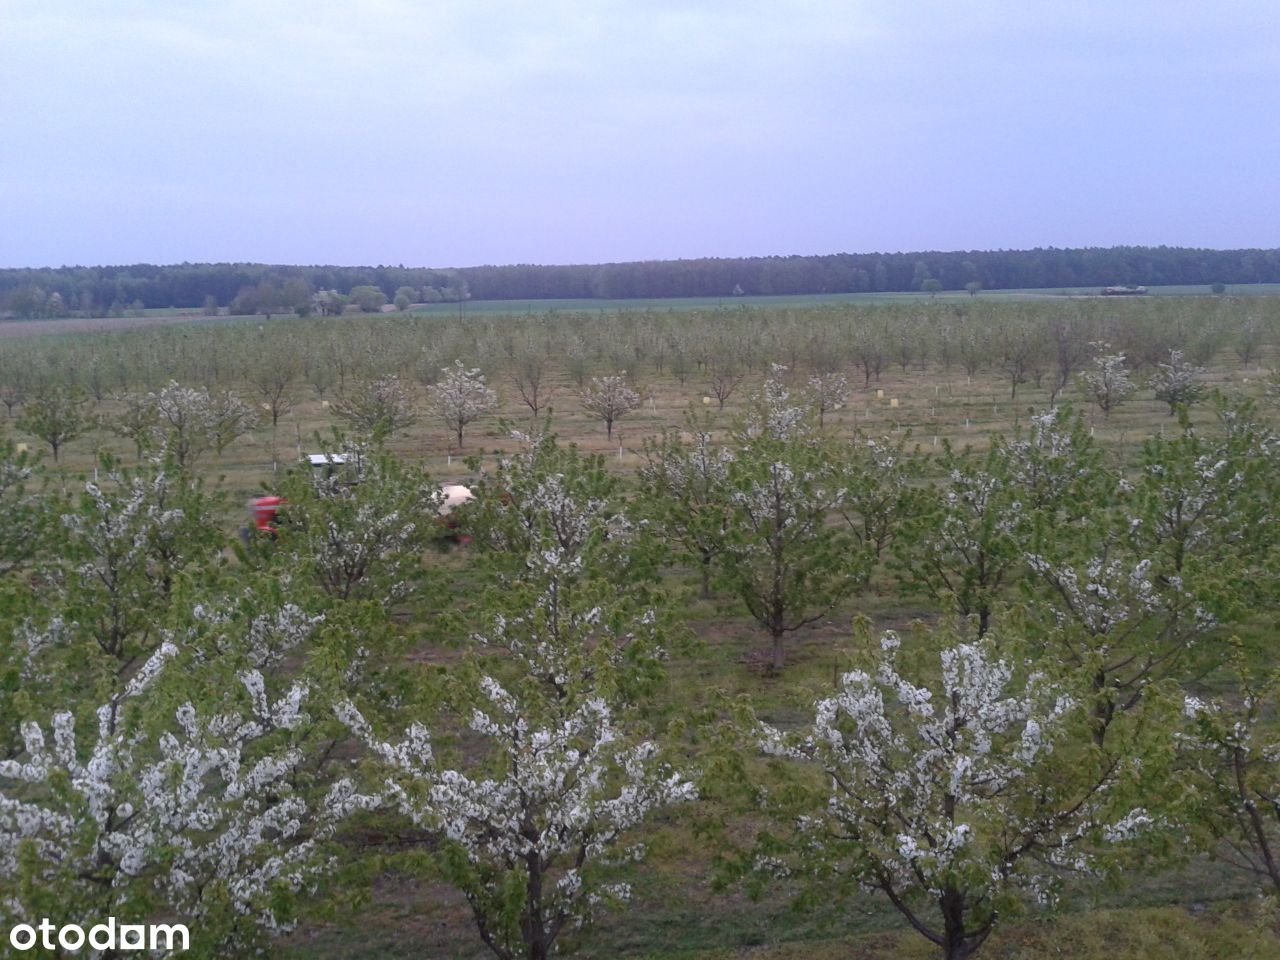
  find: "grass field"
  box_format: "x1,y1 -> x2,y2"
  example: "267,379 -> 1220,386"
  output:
385,283 -> 1280,318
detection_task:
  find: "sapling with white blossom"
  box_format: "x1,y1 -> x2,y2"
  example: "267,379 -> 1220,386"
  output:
0,606 -> 351,956
578,373 -> 642,440
274,444 -> 442,604
1078,345 -> 1136,418
142,380 -> 258,468
711,371 -> 866,671
335,678 -> 695,960
807,371 -> 849,427
332,374 -> 417,443
742,364 -> 810,443
640,424 -> 736,599
835,431 -> 922,562
0,434 -> 39,577
1148,350 -> 1207,415
428,360 -> 498,448
1180,642 -> 1280,896
895,443 -> 1025,638
755,628 -> 1152,960
24,458 -> 222,690
334,431 -> 693,960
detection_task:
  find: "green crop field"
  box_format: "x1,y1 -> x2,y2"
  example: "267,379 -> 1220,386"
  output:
370,283 -> 1280,319
8,283 -> 1279,339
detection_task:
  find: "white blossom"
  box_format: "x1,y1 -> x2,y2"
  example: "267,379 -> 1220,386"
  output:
1178,662 -> 1280,894
1149,350 -> 1207,414
282,455 -> 440,602
807,372 -> 849,427
0,632 -> 335,952
744,365 -> 810,441
427,361 -> 497,447
758,630 -> 1139,952
332,374 -> 417,441
1078,346 -> 1136,416
335,683 -> 695,956
143,380 -> 259,465
578,373 -> 642,440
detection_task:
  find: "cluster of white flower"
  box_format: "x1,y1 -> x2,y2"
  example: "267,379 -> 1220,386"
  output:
642,431 -> 734,499
336,681 -> 695,939
578,373 -> 643,439
638,430 -> 737,593
47,469 -> 197,663
1149,350 -> 1207,413
145,675 -> 322,933
63,470 -> 186,565
1025,553 -> 1185,637
1176,662 -> 1280,894
807,372 -> 849,425
931,467 -> 1022,572
485,443 -> 621,568
1079,347 -> 1137,415
1001,407 -> 1093,508
318,503 -> 416,599
0,443 -> 37,575
192,598 -> 324,669
285,459 -> 440,602
759,631 -> 1139,918
863,435 -> 903,476
730,461 -> 845,536
528,473 -> 616,559
831,434 -> 916,562
475,575 -> 660,698
1127,446 -> 1247,560
744,365 -> 811,441
145,380 -> 259,464
332,374 -> 418,441
427,361 -> 497,446
1102,808 -> 1155,843
1,634 -> 333,945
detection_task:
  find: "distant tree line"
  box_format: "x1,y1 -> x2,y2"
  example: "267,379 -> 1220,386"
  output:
3,245 -> 1280,318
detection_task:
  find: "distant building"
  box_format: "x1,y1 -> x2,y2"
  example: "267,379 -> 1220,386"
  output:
1101,285 -> 1148,296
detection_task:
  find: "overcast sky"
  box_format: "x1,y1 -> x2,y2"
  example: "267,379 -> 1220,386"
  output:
2,0 -> 1277,268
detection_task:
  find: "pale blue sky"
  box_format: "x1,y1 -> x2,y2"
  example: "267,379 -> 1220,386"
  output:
1,0 -> 1276,268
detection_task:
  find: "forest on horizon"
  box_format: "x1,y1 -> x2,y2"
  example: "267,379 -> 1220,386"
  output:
3,244 -> 1280,319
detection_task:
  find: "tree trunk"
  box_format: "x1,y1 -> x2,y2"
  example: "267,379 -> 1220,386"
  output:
1235,746 -> 1280,894
523,851 -> 551,960
940,888 -> 990,960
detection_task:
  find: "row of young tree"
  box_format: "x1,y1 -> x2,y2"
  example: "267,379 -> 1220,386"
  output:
1,363 -> 648,473
0,298 -> 1276,420
1,298 -> 1277,479
1,363 -> 1278,959
2,340 -> 1268,475
5,246 -> 1280,317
